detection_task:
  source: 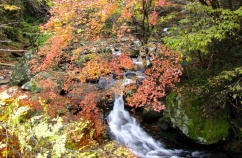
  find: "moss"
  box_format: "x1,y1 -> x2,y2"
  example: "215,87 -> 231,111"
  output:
164,89 -> 230,144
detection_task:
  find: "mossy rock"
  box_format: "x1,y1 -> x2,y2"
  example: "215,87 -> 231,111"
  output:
163,88 -> 230,145
10,51 -> 34,86
21,71 -> 65,93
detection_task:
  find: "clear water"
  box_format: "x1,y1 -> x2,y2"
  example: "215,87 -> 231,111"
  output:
107,94 -> 209,158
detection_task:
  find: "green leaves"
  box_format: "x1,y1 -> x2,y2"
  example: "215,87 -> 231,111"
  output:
164,2 -> 242,58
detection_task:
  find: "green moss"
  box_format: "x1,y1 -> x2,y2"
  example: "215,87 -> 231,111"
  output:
164,89 -> 230,144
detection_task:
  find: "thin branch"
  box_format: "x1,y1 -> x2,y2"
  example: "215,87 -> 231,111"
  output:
0,63 -> 15,67
198,0 -> 209,6
6,125 -> 8,158
233,77 -> 242,87
0,22 -> 21,28
0,49 -> 27,52
0,41 -> 12,43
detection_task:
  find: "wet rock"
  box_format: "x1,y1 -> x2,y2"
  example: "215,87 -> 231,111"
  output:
97,77 -> 115,90
123,71 -> 137,79
123,71 -> 145,84
158,118 -> 171,131
164,89 -> 230,145
10,51 -> 34,86
97,77 -> 108,90
142,108 -> 163,121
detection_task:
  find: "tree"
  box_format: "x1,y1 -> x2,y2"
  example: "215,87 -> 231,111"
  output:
164,2 -> 242,68
0,0 -> 50,66
32,0 -> 173,71
127,45 -> 182,111
196,0 -> 242,10
29,0 -> 183,113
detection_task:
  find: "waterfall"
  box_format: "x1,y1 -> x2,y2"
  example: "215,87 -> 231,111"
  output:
108,94 -> 183,158
106,78 -> 209,158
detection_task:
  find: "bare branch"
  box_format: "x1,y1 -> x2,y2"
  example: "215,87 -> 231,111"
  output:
0,40 -> 12,43
0,62 -> 15,67
0,22 -> 20,28
0,49 -> 27,52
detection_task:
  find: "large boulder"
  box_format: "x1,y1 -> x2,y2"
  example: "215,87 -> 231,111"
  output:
10,51 -> 34,86
163,88 -> 230,145
21,71 -> 65,93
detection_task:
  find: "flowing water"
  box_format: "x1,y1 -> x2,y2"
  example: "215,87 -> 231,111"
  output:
107,94 -> 209,158
107,56 -> 226,157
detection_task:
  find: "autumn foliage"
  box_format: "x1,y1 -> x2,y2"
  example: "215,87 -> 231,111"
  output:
127,45 -> 182,111
79,54 -> 134,82
27,0 -> 181,114
31,0 -> 171,73
0,0 -> 185,157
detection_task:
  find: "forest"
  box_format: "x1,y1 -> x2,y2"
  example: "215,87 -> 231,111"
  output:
0,0 -> 242,157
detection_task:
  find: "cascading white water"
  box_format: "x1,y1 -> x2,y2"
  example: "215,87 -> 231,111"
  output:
108,94 -> 184,158
107,77 -> 209,158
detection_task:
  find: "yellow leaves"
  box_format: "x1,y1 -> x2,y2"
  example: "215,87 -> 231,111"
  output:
0,91 -> 11,106
65,119 -> 99,151
100,141 -> 138,158
99,4 -> 118,22
0,4 -> 20,11
0,89 -> 29,123
79,54 -> 134,82
80,57 -> 110,82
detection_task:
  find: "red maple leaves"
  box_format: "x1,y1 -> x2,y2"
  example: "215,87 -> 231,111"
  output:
148,11 -> 158,26
127,45 -> 182,111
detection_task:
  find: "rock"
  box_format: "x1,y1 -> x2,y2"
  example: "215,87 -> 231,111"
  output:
142,108 -> 163,121
163,89 -> 230,145
131,57 -> 145,72
0,79 -> 9,84
158,118 -> 170,131
123,71 -> 145,83
97,77 -> 115,90
97,77 -> 108,90
74,54 -> 93,68
67,83 -> 96,100
10,51 -> 34,86
123,71 -> 137,79
21,71 -> 65,93
123,48 -> 139,58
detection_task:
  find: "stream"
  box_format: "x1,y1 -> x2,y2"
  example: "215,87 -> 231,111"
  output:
107,94 -> 210,158
105,51 -> 230,158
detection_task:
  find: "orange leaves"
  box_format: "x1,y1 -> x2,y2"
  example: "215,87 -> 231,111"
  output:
32,27 -> 73,73
148,11 -> 158,26
118,54 -> 134,69
157,0 -> 168,7
120,7 -> 133,20
109,54 -> 134,78
96,0 -> 117,23
127,45 -> 182,111
80,56 -> 110,82
80,54 -> 134,82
